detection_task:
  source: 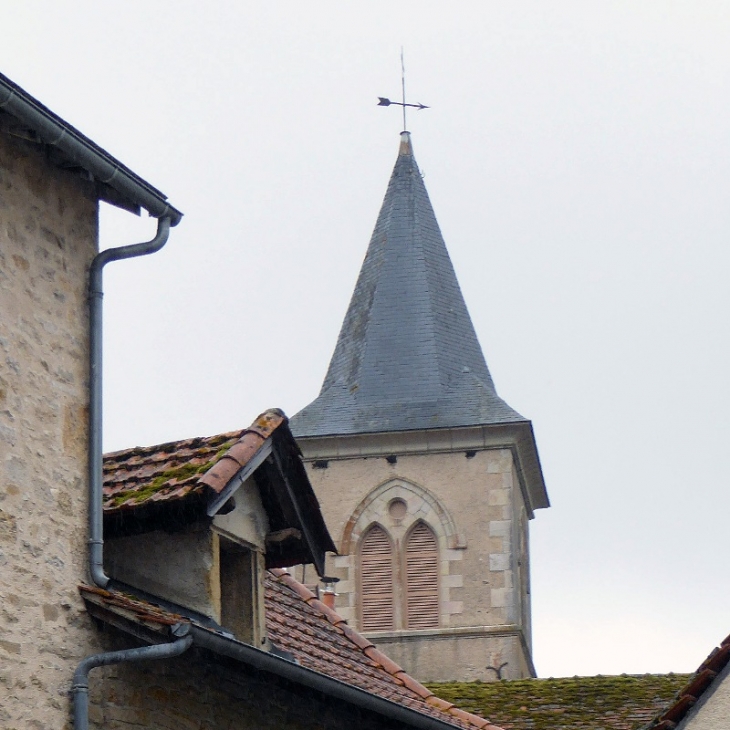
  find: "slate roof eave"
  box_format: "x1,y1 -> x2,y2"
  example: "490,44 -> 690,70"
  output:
292,407 -> 531,440
291,389 -> 529,439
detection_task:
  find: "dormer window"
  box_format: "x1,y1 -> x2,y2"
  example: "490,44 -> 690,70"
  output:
219,538 -> 266,646
102,410 -> 336,650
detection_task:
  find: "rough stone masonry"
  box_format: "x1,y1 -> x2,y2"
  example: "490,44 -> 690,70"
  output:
0,129 -> 102,728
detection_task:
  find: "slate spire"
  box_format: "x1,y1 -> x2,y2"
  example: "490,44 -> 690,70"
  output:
291,132 -> 525,437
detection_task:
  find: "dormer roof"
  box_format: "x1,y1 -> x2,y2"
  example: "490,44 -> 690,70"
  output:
103,409 -> 336,574
291,133 -> 525,438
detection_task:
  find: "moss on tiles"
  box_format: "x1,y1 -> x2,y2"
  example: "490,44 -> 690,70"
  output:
107,438 -> 237,508
426,674 -> 691,730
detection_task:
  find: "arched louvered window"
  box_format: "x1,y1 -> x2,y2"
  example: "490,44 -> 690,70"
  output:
359,525 -> 395,632
405,522 -> 439,629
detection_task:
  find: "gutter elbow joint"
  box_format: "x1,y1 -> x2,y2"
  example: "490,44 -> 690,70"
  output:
90,564 -> 110,589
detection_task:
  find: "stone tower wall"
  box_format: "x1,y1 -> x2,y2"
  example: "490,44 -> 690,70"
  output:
297,429 -> 533,682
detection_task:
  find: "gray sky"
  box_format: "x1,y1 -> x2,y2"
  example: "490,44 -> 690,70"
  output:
3,2 -> 730,679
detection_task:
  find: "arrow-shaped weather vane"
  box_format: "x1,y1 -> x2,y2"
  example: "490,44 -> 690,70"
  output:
378,49 -> 429,131
377,98 -> 429,110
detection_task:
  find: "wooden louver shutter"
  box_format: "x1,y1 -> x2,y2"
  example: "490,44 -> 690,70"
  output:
360,526 -> 394,632
405,522 -> 439,629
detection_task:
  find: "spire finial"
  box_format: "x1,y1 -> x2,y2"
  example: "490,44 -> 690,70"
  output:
377,49 -> 429,131
400,47 -> 407,132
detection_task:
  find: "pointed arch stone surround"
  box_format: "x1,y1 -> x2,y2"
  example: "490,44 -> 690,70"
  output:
335,478 -> 466,630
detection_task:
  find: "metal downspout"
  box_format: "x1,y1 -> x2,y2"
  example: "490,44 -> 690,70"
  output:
87,216 -> 172,588
72,626 -> 192,730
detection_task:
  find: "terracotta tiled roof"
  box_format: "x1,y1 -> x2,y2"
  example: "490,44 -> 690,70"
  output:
646,632 -> 730,730
80,584 -> 187,629
103,407 -> 336,589
199,410 -> 284,495
104,409 -> 285,513
79,571 -> 501,730
427,674 -> 692,730
266,569 -> 501,729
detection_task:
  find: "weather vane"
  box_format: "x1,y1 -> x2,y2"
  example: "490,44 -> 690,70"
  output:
377,49 -> 429,131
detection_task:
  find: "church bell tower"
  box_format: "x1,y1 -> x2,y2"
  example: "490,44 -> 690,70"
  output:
291,132 -> 549,682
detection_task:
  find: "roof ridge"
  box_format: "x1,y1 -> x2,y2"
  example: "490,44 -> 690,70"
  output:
104,429 -> 244,460
103,410 -> 289,464
198,409 -> 286,496
268,569 -> 502,730
647,638 -> 730,730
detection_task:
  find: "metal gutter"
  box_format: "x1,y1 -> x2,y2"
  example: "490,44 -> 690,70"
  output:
80,218 -> 180,722
0,72 -> 182,225
72,626 -> 192,730
189,625 -> 465,730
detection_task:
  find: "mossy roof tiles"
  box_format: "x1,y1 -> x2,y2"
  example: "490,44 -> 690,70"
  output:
103,429 -> 243,512
103,409 -> 288,513
426,674 -> 691,730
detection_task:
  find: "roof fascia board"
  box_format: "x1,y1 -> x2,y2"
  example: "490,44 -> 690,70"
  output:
270,439 -> 327,576
0,73 -> 182,225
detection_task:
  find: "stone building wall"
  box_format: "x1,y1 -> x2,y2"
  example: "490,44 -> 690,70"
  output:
1,129 -> 366,730
297,429 -> 533,682
88,631 -> 391,730
0,130 -> 104,729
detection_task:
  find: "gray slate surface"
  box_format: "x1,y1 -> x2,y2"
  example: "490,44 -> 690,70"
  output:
291,133 -> 526,438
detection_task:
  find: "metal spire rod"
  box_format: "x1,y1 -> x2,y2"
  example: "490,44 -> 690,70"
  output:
377,49 -> 429,129
401,47 -> 407,131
